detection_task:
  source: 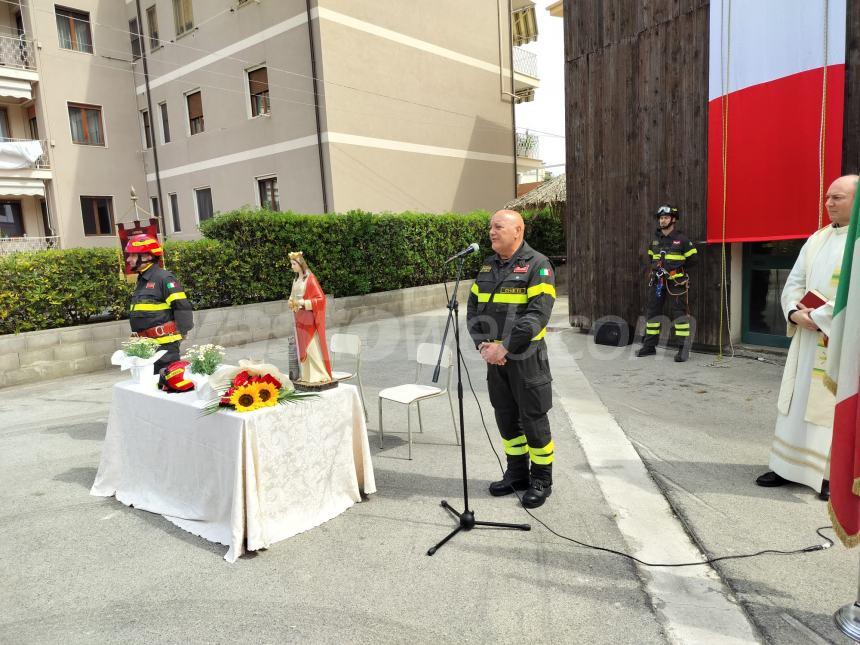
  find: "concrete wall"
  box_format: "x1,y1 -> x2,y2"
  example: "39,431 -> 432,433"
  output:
0,280 -> 477,389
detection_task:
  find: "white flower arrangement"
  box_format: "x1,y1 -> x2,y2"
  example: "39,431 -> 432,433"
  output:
183,344 -> 226,376
121,337 -> 161,359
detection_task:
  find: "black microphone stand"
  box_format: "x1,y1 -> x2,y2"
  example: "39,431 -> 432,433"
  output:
427,256 -> 530,556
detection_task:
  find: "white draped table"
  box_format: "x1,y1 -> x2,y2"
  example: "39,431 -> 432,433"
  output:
91,382 -> 376,562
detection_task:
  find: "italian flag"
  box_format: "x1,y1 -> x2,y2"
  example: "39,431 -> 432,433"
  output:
826,188 -> 860,547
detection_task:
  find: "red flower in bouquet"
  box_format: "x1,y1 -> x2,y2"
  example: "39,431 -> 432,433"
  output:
259,373 -> 282,390
233,370 -> 252,386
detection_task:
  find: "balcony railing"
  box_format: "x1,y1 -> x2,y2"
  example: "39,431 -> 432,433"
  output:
513,46 -> 538,79
0,236 -> 60,255
0,33 -> 35,70
516,131 -> 540,159
0,138 -> 50,169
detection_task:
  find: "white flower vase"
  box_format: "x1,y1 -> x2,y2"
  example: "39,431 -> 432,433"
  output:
189,371 -> 216,401
129,364 -> 156,386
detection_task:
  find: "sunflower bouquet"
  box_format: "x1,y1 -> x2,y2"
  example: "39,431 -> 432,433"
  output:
201,363 -> 315,415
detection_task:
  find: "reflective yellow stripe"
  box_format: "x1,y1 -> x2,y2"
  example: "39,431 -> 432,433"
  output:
130,302 -> 170,311
684,247 -> 698,257
663,253 -> 686,261
527,283 -> 556,299
471,283 -> 479,295
475,292 -> 490,302
669,273 -> 685,279
503,434 -> 529,456
645,329 -> 660,335
165,291 -> 187,304
492,293 -> 529,304
529,440 -> 554,465
645,322 -> 661,328
674,323 -> 690,329
154,334 -> 183,344
674,331 -> 690,337
531,327 -> 547,341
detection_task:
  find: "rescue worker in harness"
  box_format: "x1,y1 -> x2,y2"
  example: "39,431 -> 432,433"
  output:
637,204 -> 698,362
125,234 -> 193,372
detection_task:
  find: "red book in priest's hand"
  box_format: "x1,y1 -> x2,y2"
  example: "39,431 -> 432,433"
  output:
797,289 -> 827,310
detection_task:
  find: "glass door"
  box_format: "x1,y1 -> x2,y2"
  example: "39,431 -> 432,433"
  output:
742,240 -> 805,348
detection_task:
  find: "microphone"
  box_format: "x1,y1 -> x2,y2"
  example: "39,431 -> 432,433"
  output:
445,242 -> 479,263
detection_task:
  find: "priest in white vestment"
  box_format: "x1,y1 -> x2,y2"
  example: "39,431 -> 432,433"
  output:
756,175 -> 858,499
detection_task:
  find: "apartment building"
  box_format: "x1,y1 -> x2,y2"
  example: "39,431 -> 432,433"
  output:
0,0 -> 540,250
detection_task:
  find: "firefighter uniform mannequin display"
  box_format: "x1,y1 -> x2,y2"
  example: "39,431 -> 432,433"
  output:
466,210 -> 556,509
126,234 -> 194,372
637,205 -> 698,362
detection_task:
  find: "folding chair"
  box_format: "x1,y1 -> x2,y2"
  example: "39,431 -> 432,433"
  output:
377,342 -> 459,459
330,333 -> 367,421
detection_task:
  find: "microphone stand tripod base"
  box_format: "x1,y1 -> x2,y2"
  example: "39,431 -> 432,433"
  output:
426,500 -> 531,556
834,602 -> 860,641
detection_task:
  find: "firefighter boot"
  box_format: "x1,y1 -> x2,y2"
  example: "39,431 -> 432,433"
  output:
521,478 -> 552,508
674,344 -> 690,362
488,472 -> 530,496
636,346 -> 656,357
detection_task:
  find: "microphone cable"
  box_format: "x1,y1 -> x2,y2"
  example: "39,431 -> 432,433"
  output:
455,344 -> 835,567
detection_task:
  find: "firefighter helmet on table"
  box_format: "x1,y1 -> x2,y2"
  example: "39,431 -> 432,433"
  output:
158,360 -> 194,392
653,204 -> 680,219
125,233 -> 163,257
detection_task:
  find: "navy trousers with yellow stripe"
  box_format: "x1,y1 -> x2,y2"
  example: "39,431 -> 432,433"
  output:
642,285 -> 692,351
486,342 -> 554,485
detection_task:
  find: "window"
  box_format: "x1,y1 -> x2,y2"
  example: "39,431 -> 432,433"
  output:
195,187 -> 213,223
27,105 -> 38,140
141,109 -> 152,148
146,5 -> 159,50
0,201 -> 24,237
258,176 -> 279,211
150,195 -> 160,218
68,103 -> 104,146
173,0 -> 194,37
169,193 -> 181,232
159,102 -> 170,143
186,91 -> 204,135
129,18 -> 142,60
248,66 -> 270,117
55,6 -> 93,54
0,108 -> 10,142
80,196 -> 114,236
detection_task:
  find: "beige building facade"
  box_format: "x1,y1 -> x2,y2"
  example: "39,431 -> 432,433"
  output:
0,0 -> 539,249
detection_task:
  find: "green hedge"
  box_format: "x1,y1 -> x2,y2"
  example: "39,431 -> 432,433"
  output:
0,207 -> 564,334
0,248 -> 132,334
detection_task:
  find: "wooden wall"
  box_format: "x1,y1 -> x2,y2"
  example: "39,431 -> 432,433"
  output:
843,1 -> 860,173
563,0 -> 726,346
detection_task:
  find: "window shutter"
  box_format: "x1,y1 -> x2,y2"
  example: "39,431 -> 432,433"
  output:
187,92 -> 203,119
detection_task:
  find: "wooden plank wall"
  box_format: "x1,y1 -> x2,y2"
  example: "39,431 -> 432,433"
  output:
843,2 -> 860,173
563,0 -> 725,348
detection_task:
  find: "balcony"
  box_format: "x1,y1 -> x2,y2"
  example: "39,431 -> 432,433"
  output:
516,131 -> 543,174
0,33 -> 38,101
0,235 -> 60,256
513,46 -> 539,103
0,139 -> 52,200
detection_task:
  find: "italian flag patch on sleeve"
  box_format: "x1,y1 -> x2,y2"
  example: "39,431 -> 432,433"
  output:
539,268 -> 552,277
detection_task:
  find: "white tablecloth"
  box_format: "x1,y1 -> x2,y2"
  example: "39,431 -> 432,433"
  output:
91,382 -> 375,562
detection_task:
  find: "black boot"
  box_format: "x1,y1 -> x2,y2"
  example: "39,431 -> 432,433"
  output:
755,471 -> 788,487
819,479 -> 830,501
488,472 -> 530,497
636,346 -> 657,357
521,479 -> 552,508
674,345 -> 690,362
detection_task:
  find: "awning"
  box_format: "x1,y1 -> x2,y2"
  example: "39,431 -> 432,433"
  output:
0,77 -> 32,101
0,177 -> 44,196
512,6 -> 538,46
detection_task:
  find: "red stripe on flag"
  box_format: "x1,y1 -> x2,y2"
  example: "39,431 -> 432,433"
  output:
829,389 -> 860,546
707,65 -> 844,243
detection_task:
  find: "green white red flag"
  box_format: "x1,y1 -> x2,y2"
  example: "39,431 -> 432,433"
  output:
825,186 -> 860,547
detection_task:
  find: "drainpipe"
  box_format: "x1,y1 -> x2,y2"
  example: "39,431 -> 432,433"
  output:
508,0 -> 518,198
135,0 -> 167,237
306,0 -> 329,213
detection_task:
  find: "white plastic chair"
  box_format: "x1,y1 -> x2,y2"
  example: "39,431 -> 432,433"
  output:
330,333 -> 367,420
377,342 -> 459,459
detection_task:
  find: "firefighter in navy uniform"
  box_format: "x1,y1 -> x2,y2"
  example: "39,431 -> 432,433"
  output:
466,210 -> 556,509
125,234 -> 194,372
637,204 -> 698,362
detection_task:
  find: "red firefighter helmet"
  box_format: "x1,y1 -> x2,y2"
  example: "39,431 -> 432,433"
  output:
158,360 -> 195,392
125,233 -> 163,257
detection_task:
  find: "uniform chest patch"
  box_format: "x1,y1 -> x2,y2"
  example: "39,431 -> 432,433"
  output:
145,282 -> 155,289
539,268 -> 552,277
479,265 -> 492,273
500,287 -> 526,294
513,264 -> 529,273
672,240 -> 681,246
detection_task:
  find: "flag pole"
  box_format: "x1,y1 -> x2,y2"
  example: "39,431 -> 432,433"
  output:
834,555 -> 860,641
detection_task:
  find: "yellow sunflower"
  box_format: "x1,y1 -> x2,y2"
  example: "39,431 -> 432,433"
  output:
255,381 -> 279,407
229,382 -> 262,412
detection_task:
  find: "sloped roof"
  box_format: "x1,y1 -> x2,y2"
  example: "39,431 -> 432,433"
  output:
505,174 -> 565,210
